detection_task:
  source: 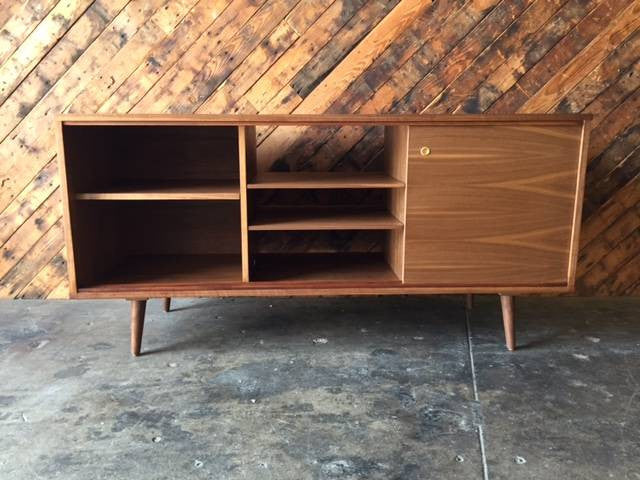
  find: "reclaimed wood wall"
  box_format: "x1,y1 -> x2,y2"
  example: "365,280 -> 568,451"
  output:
0,0 -> 638,298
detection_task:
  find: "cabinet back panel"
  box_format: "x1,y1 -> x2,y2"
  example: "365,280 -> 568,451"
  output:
118,202 -> 241,256
405,124 -> 583,286
63,126 -> 239,192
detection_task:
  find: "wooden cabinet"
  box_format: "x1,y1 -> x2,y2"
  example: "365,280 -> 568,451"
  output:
56,114 -> 590,355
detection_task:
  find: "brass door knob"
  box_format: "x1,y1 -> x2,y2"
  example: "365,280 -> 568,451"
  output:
420,146 -> 431,157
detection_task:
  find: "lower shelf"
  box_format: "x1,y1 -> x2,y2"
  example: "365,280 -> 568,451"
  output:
251,253 -> 400,285
78,253 -> 400,293
80,254 -> 242,291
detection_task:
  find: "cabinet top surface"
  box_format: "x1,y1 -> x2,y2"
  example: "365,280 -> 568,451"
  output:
58,113 -> 590,126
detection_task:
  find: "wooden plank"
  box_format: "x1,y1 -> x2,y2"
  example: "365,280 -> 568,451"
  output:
0,0 -> 58,65
424,0 -> 571,113
587,123 -> 640,190
58,113 -> 589,124
0,160 -> 59,245
167,0 -> 302,114
80,254 -> 243,288
247,172 -> 404,189
0,0 -> 172,214
294,0 -> 430,114
0,1 -> 24,32
601,251 -> 640,294
75,180 -> 241,200
197,18 -> 300,114
578,206 -> 640,276
456,0 -> 603,114
238,125 -> 254,282
131,0 -> 277,114
587,80 -> 640,158
244,0 -> 366,112
99,0 -> 233,114
0,219 -> 64,297
585,143 -> 640,218
489,0 -> 633,113
47,275 -> 69,299
290,0 -> 399,99
384,125 -> 408,281
249,208 -> 403,231
579,173 -> 639,243
73,284 -> 573,299
18,248 -> 66,298
0,0 -> 94,105
0,189 -> 62,280
396,0 -> 531,114
556,28 -> 640,114
0,0 -> 129,142
518,2 -> 640,112
251,253 -> 400,284
567,121 -> 590,289
67,0 -> 202,114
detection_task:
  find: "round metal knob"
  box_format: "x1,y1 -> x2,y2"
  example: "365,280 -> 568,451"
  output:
420,146 -> 431,157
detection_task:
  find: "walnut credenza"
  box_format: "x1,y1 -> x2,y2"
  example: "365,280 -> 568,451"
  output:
56,114 -> 590,355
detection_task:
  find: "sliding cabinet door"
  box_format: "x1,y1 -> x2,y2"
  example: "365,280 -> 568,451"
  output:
404,123 -> 585,287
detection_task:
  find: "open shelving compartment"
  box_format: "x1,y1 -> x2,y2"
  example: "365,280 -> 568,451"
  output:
60,123 -> 244,293
59,121 -> 409,294
241,125 -> 409,286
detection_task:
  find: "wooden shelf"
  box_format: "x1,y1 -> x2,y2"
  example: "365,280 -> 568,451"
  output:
251,253 -> 400,284
79,254 -> 242,291
249,208 -> 403,231
247,172 -> 404,189
76,180 -> 240,200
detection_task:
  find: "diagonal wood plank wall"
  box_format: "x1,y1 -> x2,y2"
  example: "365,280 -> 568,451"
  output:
0,0 -> 638,298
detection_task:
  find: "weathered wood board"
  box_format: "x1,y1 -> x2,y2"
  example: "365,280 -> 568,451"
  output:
0,0 -> 638,298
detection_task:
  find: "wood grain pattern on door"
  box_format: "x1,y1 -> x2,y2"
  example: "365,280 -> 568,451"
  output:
404,124 -> 584,287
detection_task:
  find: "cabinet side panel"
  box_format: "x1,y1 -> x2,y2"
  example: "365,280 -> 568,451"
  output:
56,121 -> 77,294
567,120 -> 590,289
405,124 -> 583,286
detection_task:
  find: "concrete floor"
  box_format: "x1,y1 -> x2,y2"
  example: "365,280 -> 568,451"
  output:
0,296 -> 638,479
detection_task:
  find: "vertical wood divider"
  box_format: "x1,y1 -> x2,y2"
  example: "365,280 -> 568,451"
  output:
384,125 -> 409,282
238,126 -> 257,282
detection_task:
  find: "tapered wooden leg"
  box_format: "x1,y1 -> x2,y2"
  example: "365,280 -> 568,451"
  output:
163,297 -> 171,313
500,295 -> 515,351
130,300 -> 147,356
465,294 -> 474,310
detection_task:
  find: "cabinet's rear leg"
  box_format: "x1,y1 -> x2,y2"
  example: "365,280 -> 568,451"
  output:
163,297 -> 171,313
465,294 -> 473,310
500,295 -> 515,351
130,300 -> 147,356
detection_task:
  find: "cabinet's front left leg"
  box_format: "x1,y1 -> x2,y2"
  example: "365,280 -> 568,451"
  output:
163,297 -> 171,313
500,295 -> 515,351
130,299 -> 147,356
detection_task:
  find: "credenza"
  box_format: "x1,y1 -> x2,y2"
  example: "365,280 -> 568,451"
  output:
56,114 -> 590,356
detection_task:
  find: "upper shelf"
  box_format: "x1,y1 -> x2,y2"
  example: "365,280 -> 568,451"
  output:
249,208 -> 403,231
247,172 -> 404,189
75,180 -> 240,201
